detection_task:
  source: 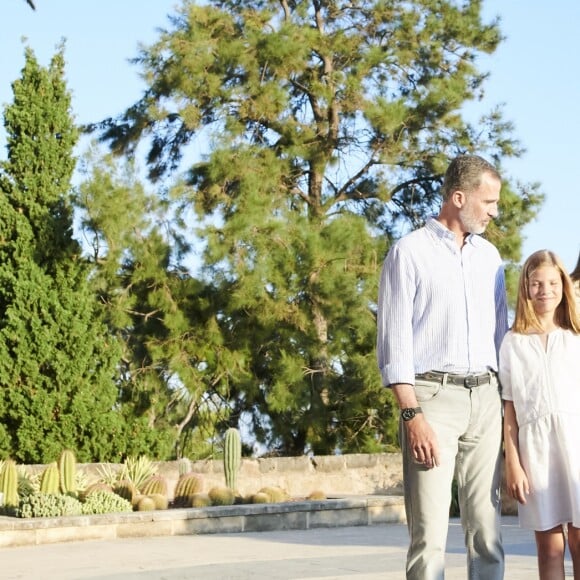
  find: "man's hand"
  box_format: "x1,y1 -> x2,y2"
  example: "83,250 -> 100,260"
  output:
391,383 -> 440,469
404,414 -> 440,469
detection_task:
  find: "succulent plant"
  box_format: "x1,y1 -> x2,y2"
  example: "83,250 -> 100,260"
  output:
251,492 -> 269,504
79,482 -> 114,501
223,428 -> 241,491
208,486 -> 235,506
81,491 -> 132,515
136,496 -> 156,511
149,493 -> 168,510
190,493 -> 212,508
39,462 -> 60,495
173,473 -> 203,507
58,449 -> 77,496
258,486 -> 289,503
0,459 -> 19,508
121,456 -> 157,491
113,479 -> 137,504
140,474 -> 168,497
177,457 -> 192,476
17,492 -> 83,518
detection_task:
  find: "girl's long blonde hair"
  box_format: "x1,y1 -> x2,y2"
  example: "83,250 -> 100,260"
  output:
512,249 -> 580,334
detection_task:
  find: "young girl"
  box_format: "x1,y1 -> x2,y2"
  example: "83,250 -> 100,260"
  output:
500,249 -> 580,579
571,252 -> 580,311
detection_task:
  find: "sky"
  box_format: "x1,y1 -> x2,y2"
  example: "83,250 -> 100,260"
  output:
1,0 -> 578,272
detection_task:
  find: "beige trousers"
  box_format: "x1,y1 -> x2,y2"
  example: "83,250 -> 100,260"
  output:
400,374 -> 505,580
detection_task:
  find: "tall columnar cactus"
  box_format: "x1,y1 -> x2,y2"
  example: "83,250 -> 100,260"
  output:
177,457 -> 192,477
58,449 -> 77,495
224,427 -> 241,491
40,462 -> 60,494
0,459 -> 19,507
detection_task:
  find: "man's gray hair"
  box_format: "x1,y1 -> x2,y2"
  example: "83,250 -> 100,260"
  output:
441,155 -> 501,201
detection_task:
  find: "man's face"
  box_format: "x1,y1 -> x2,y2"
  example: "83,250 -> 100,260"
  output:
458,172 -> 501,234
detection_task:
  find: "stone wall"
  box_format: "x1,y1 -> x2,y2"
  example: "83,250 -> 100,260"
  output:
28,452 -> 517,514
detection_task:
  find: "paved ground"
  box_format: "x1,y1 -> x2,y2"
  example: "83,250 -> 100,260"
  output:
0,516 -> 574,579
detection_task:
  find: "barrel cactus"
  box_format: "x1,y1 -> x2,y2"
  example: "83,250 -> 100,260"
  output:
208,486 -> 235,506
173,473 -> 203,507
140,474 -> 168,497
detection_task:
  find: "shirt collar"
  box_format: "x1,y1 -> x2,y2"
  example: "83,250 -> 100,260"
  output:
426,217 -> 482,247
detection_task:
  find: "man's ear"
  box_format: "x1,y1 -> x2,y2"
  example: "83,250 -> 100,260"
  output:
451,190 -> 465,209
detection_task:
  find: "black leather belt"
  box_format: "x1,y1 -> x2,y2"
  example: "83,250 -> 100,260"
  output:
415,371 -> 492,388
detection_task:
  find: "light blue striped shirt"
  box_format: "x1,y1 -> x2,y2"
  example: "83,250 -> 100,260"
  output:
376,218 -> 509,387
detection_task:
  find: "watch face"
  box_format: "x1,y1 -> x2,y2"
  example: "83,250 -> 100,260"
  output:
401,408 -> 416,421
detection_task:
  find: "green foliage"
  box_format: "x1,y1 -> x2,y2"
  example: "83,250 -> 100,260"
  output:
0,46 -> 128,463
83,0 -> 543,456
80,490 -> 132,515
17,492 -> 83,518
223,428 -> 241,491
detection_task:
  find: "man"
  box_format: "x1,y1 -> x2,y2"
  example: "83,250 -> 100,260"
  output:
377,154 -> 509,579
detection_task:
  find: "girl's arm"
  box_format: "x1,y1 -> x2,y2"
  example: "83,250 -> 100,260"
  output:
503,400 -> 530,504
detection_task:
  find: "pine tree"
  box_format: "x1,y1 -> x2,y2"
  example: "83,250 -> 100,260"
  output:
92,1 -> 543,454
0,46 -> 126,463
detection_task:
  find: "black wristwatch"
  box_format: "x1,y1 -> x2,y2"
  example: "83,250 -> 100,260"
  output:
401,407 -> 423,422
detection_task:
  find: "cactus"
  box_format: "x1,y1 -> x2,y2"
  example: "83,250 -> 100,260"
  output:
140,474 -> 168,497
177,457 -> 192,476
190,493 -> 212,508
113,479 -> 137,504
121,456 -> 157,491
208,486 -> 235,506
79,482 -> 113,501
173,473 -> 203,507
39,462 -> 60,495
58,449 -> 77,495
149,493 -> 169,510
223,427 -> 241,491
258,486 -> 289,503
17,492 -> 83,518
251,492 -> 269,504
136,496 -> 156,511
0,459 -> 19,508
307,490 -> 327,501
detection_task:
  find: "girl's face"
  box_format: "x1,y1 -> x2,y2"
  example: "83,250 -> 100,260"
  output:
528,265 -> 563,316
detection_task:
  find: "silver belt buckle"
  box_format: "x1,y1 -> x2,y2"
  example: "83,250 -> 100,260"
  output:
464,375 -> 479,388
